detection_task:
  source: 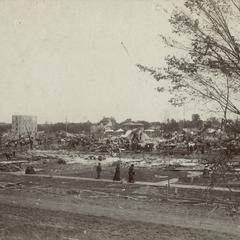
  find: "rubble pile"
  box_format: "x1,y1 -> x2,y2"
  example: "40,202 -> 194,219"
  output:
0,164 -> 21,172
28,149 -> 202,169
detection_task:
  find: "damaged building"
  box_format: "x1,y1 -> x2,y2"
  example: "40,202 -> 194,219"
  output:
12,115 -> 37,136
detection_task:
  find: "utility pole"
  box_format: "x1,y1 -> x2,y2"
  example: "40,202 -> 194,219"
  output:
65,117 -> 68,135
183,104 -> 186,122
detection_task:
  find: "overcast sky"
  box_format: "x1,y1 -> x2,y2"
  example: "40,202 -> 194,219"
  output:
0,0 -> 206,123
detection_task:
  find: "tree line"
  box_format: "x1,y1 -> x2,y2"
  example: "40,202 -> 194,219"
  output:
1,114 -> 240,135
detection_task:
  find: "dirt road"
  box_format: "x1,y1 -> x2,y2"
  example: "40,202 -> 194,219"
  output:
0,173 -> 239,239
2,202 -> 237,240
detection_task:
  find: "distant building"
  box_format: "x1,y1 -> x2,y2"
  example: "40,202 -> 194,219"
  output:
121,121 -> 144,131
12,115 -> 37,136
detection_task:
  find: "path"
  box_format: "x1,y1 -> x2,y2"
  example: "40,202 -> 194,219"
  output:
7,172 -> 240,192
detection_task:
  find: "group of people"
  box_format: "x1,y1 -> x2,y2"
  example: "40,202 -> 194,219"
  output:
96,162 -> 135,183
3,138 -> 34,160
4,137 -> 34,153
5,151 -> 15,160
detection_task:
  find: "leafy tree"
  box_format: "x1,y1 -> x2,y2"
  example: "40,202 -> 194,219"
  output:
179,119 -> 193,128
137,0 -> 240,121
0,123 -> 11,134
98,117 -> 117,127
192,113 -> 203,128
192,114 -> 200,122
164,118 -> 179,132
38,122 -> 92,134
206,117 -> 221,128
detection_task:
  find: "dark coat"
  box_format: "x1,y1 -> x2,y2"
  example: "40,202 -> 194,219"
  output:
113,164 -> 121,181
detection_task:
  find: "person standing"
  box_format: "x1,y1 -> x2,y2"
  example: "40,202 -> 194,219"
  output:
5,152 -> 10,160
96,162 -> 102,179
128,164 -> 135,183
29,137 -> 33,150
113,162 -> 121,181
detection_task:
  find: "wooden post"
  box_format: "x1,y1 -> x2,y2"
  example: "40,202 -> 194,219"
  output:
166,184 -> 168,201
174,187 -> 178,195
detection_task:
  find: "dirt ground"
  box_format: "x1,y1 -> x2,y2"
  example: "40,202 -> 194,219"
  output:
0,150 -> 240,239
16,150 -> 193,182
0,203 -> 238,240
0,173 -> 240,240
19,150 -> 239,203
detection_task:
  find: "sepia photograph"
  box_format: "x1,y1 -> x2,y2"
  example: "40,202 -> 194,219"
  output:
0,0 -> 240,239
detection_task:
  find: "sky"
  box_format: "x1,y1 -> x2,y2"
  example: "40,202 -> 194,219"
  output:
0,0 -> 206,124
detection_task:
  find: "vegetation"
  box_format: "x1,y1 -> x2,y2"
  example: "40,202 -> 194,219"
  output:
2,114 -> 240,136
137,0 -> 240,121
